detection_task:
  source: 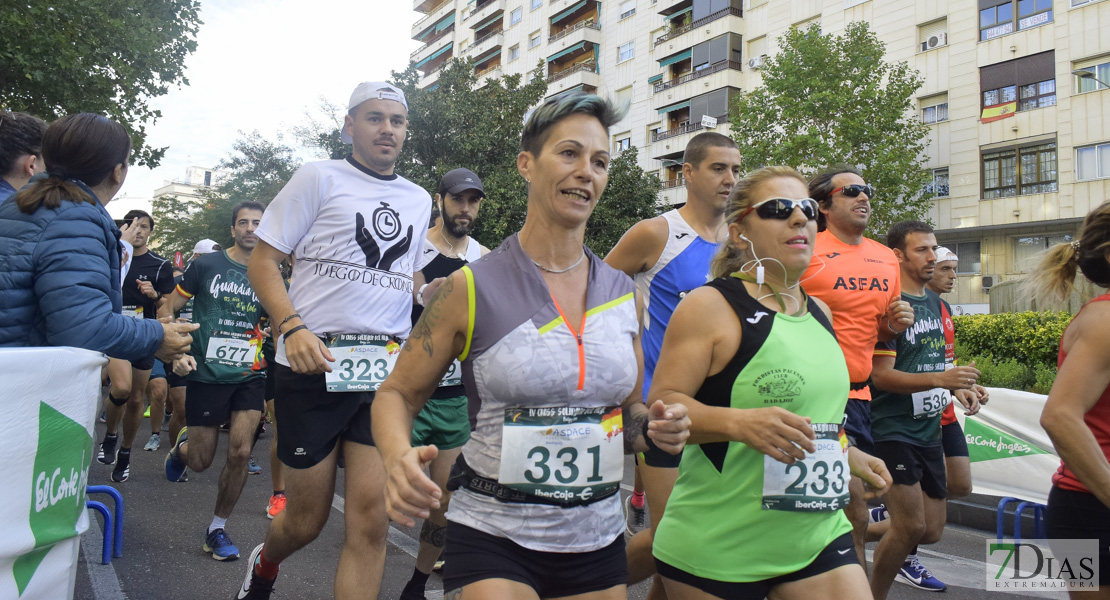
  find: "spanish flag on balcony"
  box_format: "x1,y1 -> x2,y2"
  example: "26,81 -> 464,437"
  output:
981,101 -> 1017,123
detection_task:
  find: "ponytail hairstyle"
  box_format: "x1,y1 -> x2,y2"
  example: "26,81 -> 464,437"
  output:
1024,201 -> 1110,305
0,111 -> 48,179
12,113 -> 131,215
709,166 -> 807,279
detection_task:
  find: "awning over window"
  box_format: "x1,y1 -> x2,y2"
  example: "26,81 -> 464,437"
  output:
474,46 -> 501,64
658,100 -> 691,114
658,49 -> 691,67
547,42 -> 587,62
473,12 -> 503,31
552,0 -> 589,24
648,74 -> 663,83
668,6 -> 693,19
435,12 -> 456,32
415,43 -> 452,68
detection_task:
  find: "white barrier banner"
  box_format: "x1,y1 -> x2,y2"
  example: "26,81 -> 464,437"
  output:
0,348 -> 106,600
955,387 -> 1059,505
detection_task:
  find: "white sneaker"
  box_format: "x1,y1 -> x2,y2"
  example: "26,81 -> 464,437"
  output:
143,433 -> 161,451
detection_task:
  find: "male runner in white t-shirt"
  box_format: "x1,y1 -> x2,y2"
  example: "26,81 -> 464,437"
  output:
238,82 -> 431,600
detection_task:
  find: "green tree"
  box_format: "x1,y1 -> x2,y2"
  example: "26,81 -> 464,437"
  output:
0,0 -> 202,167
154,131 -> 301,256
729,21 -> 933,239
390,57 -> 548,249
588,146 -> 663,256
291,97 -> 351,160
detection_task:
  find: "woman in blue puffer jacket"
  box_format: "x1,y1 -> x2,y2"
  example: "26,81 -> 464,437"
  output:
0,113 -> 196,361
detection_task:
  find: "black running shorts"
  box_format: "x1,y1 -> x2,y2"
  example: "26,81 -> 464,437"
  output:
871,441 -> 947,499
941,421 -> 969,458
185,378 -> 265,427
272,363 -> 374,469
1046,486 -> 1110,584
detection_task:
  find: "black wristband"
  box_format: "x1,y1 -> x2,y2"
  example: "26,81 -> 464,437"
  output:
282,324 -> 308,341
278,312 -> 300,333
642,418 -> 660,453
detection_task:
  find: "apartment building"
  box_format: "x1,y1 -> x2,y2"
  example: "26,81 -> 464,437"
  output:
409,0 -> 1110,310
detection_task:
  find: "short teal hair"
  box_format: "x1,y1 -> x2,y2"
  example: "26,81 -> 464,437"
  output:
520,91 -> 627,157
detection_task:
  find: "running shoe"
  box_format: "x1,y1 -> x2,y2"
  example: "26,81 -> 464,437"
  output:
165,427 -> 188,482
432,559 -> 445,572
868,504 -> 889,523
247,457 -> 262,475
624,495 -> 648,535
111,451 -> 130,482
143,405 -> 151,418
143,433 -> 161,451
97,434 -> 118,465
237,543 -> 275,599
203,528 -> 240,561
266,494 -> 286,519
897,555 -> 947,592
98,411 -> 106,424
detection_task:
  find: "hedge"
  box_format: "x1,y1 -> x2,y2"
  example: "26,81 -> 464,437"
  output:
952,311 -> 1072,393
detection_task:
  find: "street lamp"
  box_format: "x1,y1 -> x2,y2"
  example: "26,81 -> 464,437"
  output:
1072,68 -> 1110,89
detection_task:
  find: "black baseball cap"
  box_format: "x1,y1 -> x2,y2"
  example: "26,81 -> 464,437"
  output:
438,168 -> 485,198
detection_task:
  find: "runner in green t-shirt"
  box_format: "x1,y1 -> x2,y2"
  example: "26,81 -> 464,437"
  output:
159,202 -> 267,562
869,221 -> 982,600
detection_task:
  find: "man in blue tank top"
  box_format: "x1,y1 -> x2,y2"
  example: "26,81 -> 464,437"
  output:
605,131 -> 740,599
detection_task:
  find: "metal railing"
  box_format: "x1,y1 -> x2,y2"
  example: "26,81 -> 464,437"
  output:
469,29 -> 503,52
655,7 -> 742,46
653,60 -> 741,93
411,25 -> 456,59
660,178 -> 685,190
546,60 -> 598,84
476,63 -> 502,78
651,115 -> 725,142
465,0 -> 502,21
413,0 -> 454,33
548,19 -> 600,44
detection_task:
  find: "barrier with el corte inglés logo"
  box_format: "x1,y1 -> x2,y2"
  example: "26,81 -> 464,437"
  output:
955,387 -> 1059,505
0,348 -> 106,599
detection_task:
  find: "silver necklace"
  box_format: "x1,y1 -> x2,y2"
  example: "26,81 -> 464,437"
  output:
531,250 -> 586,274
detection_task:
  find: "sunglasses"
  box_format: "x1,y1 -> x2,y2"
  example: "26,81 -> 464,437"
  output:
738,197 -> 819,222
831,184 -> 875,199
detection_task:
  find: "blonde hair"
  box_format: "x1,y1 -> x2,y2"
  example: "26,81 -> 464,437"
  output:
1023,201 -> 1110,306
709,166 -> 807,279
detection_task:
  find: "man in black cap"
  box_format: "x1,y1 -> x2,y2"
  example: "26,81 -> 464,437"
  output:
401,167 -> 488,600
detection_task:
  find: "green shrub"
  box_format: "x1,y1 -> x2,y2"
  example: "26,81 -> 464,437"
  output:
977,356 -> 1034,390
1030,362 -> 1057,395
952,311 -> 1069,392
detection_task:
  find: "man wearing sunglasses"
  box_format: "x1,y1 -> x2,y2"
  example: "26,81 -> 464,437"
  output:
801,166 -> 916,577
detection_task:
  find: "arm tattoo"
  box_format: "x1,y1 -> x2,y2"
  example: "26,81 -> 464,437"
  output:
406,275 -> 455,358
419,520 -> 448,548
623,403 -> 649,455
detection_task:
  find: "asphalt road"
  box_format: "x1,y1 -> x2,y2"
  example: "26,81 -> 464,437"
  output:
74,419 -> 1058,600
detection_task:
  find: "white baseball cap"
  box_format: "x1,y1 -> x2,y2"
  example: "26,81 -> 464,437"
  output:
936,246 -> 958,263
192,239 -> 220,255
341,82 -> 408,144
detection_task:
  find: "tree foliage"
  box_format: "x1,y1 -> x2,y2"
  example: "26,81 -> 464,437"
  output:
0,0 -> 202,168
291,97 -> 351,160
391,58 -> 548,250
154,131 -> 300,257
589,146 -> 664,256
729,21 -> 933,239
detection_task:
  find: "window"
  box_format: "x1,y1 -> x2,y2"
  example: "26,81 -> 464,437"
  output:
1077,142 -> 1110,180
508,45 -> 520,61
980,51 -> 1055,114
1074,59 -> 1110,93
982,141 -> 1057,199
647,123 -> 662,141
955,241 -> 982,274
690,87 -> 738,123
926,168 -> 950,197
921,93 -> 949,124
529,32 -> 541,48
615,137 -> 632,152
692,33 -> 742,71
510,7 -> 522,25
980,0 -> 1052,41
1014,234 -> 1073,272
620,0 -> 636,19
618,41 -> 635,62
918,19 -> 948,52
1071,0 -> 1097,5
531,0 -> 542,9
616,87 -> 633,111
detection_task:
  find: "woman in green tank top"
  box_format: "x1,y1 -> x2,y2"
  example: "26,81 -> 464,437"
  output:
648,166 -> 893,600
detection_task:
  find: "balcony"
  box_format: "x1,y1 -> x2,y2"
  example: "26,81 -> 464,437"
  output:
654,7 -> 742,47
654,60 -> 741,94
549,19 -> 600,45
649,116 -> 730,159
658,184 -> 688,207
546,61 -> 600,95
420,67 -> 443,90
468,30 -> 503,58
413,23 -> 455,51
412,39 -> 454,71
657,0 -> 691,16
467,0 -> 506,27
550,0 -> 600,28
412,0 -> 455,39
476,63 -> 503,87
414,0 -> 442,13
